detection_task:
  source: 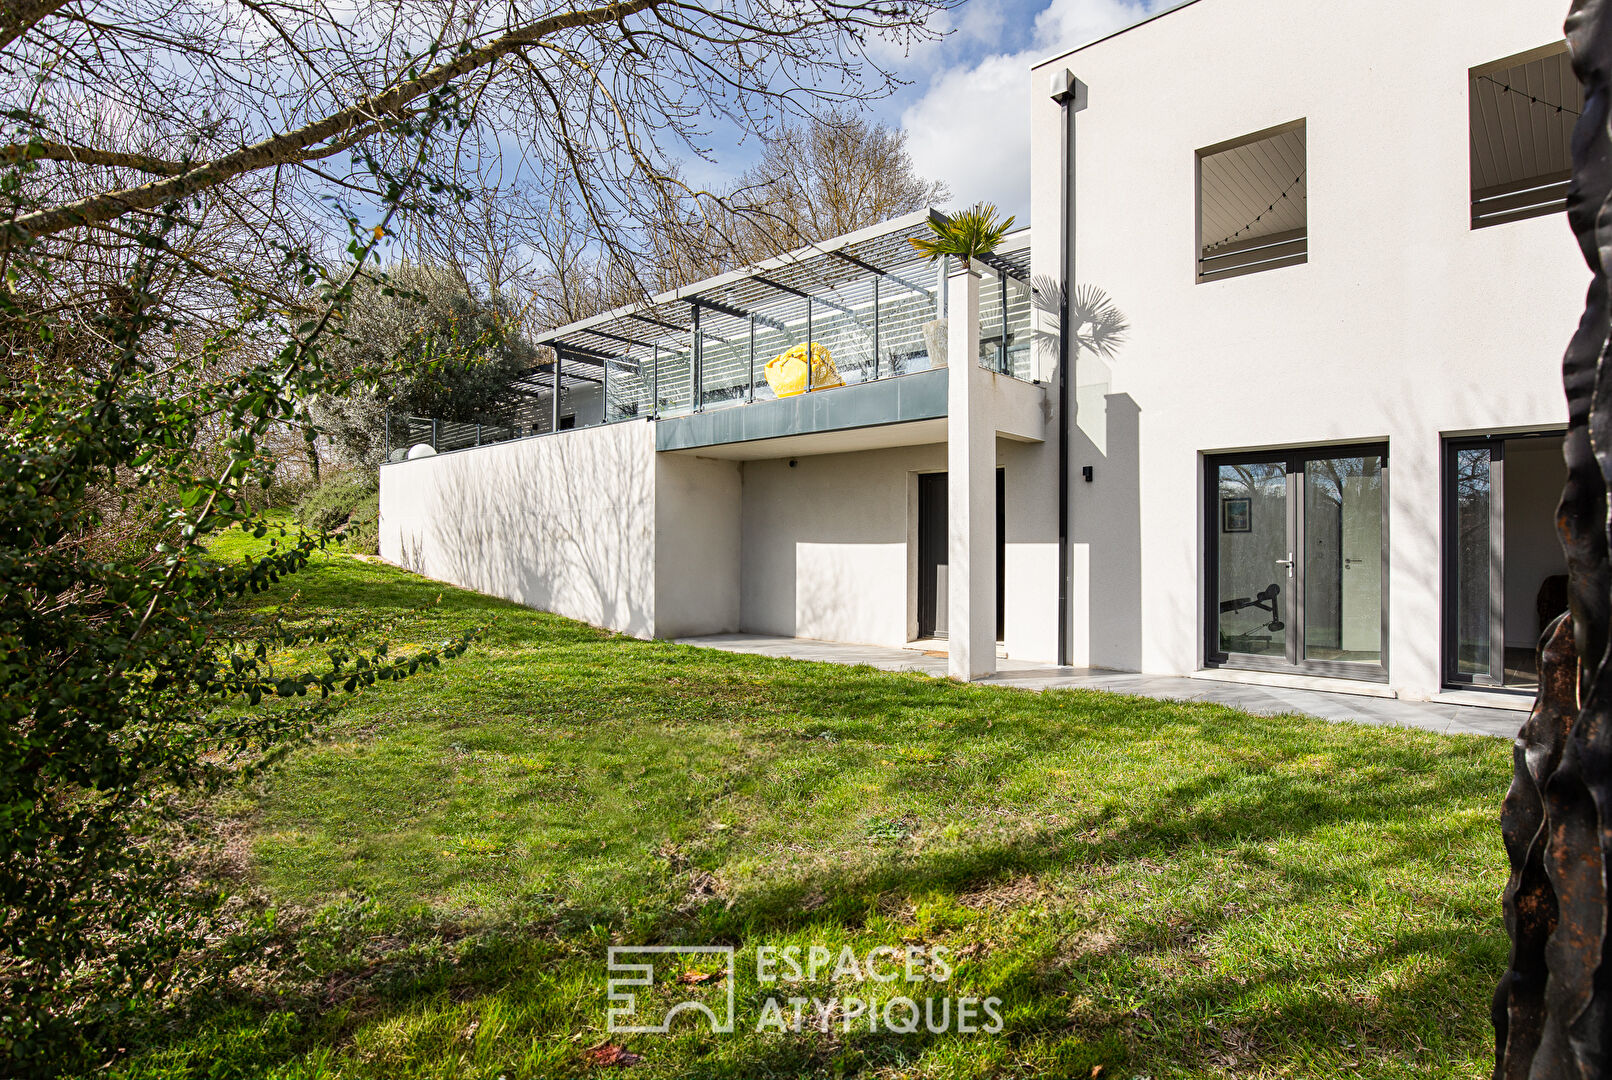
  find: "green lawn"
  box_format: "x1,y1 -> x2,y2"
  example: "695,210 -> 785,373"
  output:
113,530 -> 1511,1079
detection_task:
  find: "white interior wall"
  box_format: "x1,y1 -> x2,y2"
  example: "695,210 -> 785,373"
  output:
1031,0 -> 1585,697
379,419 -> 658,637
1503,437 -> 1567,648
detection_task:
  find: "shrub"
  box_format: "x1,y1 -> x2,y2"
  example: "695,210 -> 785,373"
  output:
296,472 -> 380,555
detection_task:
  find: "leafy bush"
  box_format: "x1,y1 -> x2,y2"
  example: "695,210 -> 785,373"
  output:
296,472 -> 380,555
309,263 -> 539,470
0,136 -> 475,1075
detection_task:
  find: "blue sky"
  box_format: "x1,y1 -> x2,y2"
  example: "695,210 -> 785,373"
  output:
679,0 -> 1160,222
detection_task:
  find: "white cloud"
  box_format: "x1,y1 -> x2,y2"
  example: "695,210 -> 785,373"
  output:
1032,0 -> 1150,53
901,51 -> 1033,215
901,0 -> 1152,216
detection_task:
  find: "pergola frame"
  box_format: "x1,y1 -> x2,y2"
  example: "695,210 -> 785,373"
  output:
526,208 -> 1031,422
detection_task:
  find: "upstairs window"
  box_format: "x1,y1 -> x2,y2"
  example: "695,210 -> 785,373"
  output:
1197,120 -> 1307,283
1470,43 -> 1580,229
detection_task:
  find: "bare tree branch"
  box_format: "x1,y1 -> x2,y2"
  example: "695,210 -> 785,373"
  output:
3,0 -> 663,247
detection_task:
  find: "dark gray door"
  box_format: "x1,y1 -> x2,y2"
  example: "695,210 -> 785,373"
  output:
918,473 -> 948,638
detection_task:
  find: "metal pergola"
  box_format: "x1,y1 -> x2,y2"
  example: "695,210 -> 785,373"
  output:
526,209 -> 1032,422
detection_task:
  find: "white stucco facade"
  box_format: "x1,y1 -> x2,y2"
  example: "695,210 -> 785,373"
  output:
381,0 -> 1585,699
1030,0 -> 1583,699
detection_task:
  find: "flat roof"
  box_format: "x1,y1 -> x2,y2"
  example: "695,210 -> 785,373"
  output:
1034,0 -> 1205,70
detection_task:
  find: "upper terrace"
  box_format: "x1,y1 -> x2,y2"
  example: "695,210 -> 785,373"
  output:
384,210 -> 1040,460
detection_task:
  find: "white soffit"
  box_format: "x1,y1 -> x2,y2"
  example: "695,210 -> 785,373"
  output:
1470,45 -> 1579,194
1199,125 -> 1306,253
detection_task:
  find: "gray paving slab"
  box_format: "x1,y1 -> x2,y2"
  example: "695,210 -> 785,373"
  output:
673,634 -> 1525,739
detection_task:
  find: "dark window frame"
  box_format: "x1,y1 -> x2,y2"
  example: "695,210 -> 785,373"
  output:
1440,430 -> 1568,689
1203,443 -> 1391,682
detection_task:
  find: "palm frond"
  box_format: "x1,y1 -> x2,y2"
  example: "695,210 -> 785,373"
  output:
909,203 -> 1016,263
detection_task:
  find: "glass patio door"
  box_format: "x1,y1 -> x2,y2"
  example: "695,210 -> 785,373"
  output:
1445,440 -> 1502,684
1207,447 -> 1388,678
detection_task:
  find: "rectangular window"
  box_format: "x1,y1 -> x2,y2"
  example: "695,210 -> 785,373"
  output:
1196,120 -> 1307,283
1470,43 -> 1580,229
1205,445 -> 1388,679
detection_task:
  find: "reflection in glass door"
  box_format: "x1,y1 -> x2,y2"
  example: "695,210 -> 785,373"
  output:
1215,462 -> 1290,659
1207,447 -> 1388,677
1450,444 -> 1499,681
1302,456 -> 1384,665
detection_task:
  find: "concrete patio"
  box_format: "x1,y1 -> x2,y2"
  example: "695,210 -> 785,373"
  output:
674,634 -> 1527,740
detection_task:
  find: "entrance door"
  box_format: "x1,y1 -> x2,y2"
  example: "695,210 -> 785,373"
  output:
1206,447 -> 1388,678
918,473 -> 948,638
915,470 -> 1007,642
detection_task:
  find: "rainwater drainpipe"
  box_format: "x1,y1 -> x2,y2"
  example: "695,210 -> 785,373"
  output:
1050,68 -> 1081,668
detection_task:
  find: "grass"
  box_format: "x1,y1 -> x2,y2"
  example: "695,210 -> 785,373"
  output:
111,527 -> 1511,1079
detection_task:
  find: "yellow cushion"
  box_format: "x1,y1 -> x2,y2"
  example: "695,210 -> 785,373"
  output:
763,342 -> 843,397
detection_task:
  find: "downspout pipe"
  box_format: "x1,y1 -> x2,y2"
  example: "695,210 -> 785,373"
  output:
1051,69 -> 1080,668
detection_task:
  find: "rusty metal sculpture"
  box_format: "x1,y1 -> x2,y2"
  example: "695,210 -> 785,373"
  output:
1494,4 -> 1612,1076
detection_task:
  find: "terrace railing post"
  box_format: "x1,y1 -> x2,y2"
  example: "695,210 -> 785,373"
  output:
476,423 -> 482,446
1000,273 -> 1010,374
431,417 -> 438,452
872,276 -> 881,381
806,296 -> 814,392
551,352 -> 561,432
383,409 -> 391,461
652,343 -> 660,418
602,349 -> 610,423
692,303 -> 703,412
748,313 -> 756,402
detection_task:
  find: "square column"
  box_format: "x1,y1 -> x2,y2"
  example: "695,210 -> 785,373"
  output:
947,261 -> 997,680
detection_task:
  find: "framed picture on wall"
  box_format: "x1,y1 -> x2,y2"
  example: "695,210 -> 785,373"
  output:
1222,497 -> 1252,533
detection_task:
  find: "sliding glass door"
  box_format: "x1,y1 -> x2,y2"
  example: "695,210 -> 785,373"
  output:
1206,446 -> 1388,679
1442,433 -> 1567,691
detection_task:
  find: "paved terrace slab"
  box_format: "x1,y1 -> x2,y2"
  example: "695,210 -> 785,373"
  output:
673,634 -> 1525,740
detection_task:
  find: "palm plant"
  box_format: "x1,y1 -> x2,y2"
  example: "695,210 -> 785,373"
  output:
909,202 -> 1016,270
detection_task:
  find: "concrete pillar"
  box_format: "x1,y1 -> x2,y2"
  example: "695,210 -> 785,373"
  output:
948,261 -> 997,680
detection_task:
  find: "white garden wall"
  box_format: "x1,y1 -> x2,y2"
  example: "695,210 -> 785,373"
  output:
379,420 -> 658,637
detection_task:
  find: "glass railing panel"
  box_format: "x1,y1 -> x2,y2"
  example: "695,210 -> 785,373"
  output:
875,260 -> 944,376
604,346 -> 651,422
653,340 -> 695,417
749,292 -> 808,401
976,266 -> 1034,380
1005,274 -> 1034,381
811,276 -> 877,386
560,367 -> 605,429
697,308 -> 752,410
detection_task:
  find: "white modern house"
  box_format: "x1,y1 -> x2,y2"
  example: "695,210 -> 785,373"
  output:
382,0 -> 1584,706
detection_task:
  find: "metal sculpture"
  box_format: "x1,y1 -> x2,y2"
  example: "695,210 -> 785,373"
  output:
1494,3 -> 1612,1075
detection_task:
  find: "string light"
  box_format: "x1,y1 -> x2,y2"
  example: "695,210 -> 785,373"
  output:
1479,74 -> 1581,117
1205,169 -> 1306,253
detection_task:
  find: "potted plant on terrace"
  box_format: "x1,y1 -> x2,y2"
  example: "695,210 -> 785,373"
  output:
909,202 -> 1016,369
